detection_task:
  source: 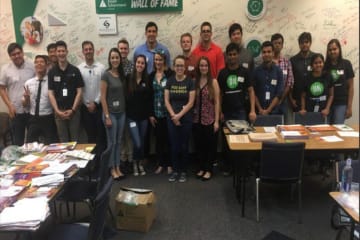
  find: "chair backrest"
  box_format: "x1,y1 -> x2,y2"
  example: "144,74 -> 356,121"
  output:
260,142 -> 305,181
97,146 -> 112,192
336,159 -> 360,184
254,114 -> 284,127
87,176 -> 113,240
294,112 -> 327,125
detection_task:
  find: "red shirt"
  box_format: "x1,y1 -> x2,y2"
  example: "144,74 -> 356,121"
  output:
192,42 -> 225,78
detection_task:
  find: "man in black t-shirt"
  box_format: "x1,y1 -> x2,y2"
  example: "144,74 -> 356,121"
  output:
48,40 -> 84,142
218,43 -> 256,122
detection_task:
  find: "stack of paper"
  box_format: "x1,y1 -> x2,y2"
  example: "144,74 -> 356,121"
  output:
64,150 -> 95,160
31,174 -> 64,186
0,197 -> 49,231
280,131 -> 309,139
248,132 -> 278,142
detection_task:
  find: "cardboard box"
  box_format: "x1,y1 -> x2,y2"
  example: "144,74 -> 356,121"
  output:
115,187 -> 156,232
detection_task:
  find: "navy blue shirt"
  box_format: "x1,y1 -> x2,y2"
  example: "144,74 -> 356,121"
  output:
252,63 -> 284,112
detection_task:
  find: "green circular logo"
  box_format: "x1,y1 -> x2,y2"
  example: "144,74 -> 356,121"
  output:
246,0 -> 266,20
246,39 -> 262,58
310,81 -> 324,96
330,69 -> 339,82
248,0 -> 263,16
226,75 -> 238,89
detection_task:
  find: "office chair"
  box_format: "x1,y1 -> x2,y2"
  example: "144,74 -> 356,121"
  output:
293,112 -> 327,125
256,142 -> 305,223
56,146 -> 112,220
254,114 -> 284,126
48,176 -> 114,240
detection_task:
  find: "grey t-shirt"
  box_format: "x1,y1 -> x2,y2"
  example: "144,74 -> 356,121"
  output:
101,71 -> 125,113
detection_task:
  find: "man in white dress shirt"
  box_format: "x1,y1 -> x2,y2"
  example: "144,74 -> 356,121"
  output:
22,55 -> 58,144
77,41 -> 107,160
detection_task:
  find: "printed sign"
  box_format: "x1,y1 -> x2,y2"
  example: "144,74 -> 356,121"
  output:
96,0 -> 183,14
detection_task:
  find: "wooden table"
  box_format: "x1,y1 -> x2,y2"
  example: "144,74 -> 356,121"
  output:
0,143 -> 96,235
329,191 -> 359,239
224,125 -> 359,217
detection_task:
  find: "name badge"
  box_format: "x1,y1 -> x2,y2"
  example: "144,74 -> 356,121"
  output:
54,76 -> 61,82
161,81 -> 166,87
307,65 -> 312,71
188,66 -> 194,71
113,101 -> 119,107
337,70 -> 344,75
314,105 -> 319,112
238,76 -> 244,83
271,79 -> 277,85
157,101 -> 161,107
265,91 -> 270,100
62,88 -> 68,97
242,63 -> 249,69
141,82 -> 146,87
283,70 -> 288,75
319,95 -> 327,101
130,122 -> 136,128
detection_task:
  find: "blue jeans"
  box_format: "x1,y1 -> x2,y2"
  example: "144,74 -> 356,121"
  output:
330,105 -> 347,124
127,118 -> 148,161
167,118 -> 192,173
103,112 -> 125,168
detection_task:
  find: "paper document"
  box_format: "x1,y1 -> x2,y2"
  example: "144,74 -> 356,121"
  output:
337,131 -> 359,137
320,135 -> 344,142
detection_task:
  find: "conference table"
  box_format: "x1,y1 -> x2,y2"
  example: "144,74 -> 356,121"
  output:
329,191 -> 359,240
224,125 -> 359,217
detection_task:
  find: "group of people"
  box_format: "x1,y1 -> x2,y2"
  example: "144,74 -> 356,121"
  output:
0,20 -> 354,182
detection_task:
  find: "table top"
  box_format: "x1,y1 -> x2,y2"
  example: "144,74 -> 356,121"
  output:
329,191 -> 359,223
225,125 -> 359,151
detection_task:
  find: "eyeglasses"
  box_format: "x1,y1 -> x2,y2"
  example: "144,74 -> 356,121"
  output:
201,30 -> 211,33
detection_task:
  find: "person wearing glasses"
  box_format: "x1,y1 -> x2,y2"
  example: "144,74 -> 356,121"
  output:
133,21 -> 171,74
149,51 -> 174,175
192,21 -> 225,78
165,55 -> 195,183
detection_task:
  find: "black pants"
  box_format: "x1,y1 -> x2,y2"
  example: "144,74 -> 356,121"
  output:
27,114 -> 58,144
10,113 -> 29,146
154,117 -> 170,167
80,104 -> 107,163
193,123 -> 216,172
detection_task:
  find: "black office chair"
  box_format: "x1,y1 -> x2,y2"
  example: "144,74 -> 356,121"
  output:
256,142 -> 305,223
56,146 -> 112,220
48,176 -> 114,240
293,112 -> 327,125
254,114 -> 284,126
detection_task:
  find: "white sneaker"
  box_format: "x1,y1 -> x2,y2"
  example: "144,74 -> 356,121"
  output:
133,163 -> 139,176
139,165 -> 146,176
